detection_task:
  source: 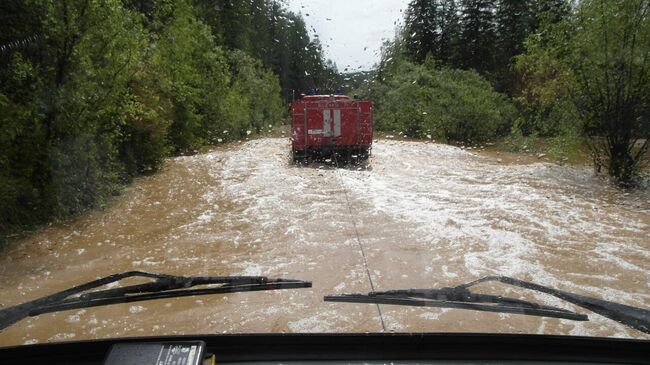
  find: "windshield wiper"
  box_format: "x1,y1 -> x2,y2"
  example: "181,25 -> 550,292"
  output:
0,271 -> 311,331
325,276 -> 650,334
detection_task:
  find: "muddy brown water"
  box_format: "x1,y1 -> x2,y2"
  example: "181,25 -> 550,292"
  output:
1,138 -> 649,346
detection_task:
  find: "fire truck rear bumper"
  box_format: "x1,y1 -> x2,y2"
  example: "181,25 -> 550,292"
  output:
292,145 -> 372,161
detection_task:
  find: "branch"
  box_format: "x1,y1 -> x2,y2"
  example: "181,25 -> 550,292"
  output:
599,0 -> 612,109
632,138 -> 649,165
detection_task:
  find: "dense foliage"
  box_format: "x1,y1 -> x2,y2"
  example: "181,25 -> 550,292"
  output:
395,0 -> 569,94
514,0 -> 650,183
369,0 -> 572,142
0,0 -> 332,239
193,0 -> 340,99
570,0 -> 650,183
370,0 -> 649,184
374,61 -> 516,143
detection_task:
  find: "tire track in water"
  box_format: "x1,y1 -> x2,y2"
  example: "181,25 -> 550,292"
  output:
332,152 -> 387,332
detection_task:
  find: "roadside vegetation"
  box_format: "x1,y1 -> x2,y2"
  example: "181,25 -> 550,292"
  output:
2,0 -> 648,242
361,0 -> 649,186
0,0 -> 335,241
373,62 -> 516,143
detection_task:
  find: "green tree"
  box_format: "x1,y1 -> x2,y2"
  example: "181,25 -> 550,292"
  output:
0,0 -> 149,226
42,0 -> 147,214
404,0 -> 441,63
459,0 -> 497,74
438,0 -> 462,66
227,50 -> 285,135
569,0 -> 650,183
1,0 -> 296,240
375,60 -> 516,143
401,0 -> 462,67
149,1 -> 233,153
192,0 -> 337,100
494,0 -> 536,93
535,0 -> 571,27
513,12 -> 575,137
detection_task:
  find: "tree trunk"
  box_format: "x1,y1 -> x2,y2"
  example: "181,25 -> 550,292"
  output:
608,141 -> 636,184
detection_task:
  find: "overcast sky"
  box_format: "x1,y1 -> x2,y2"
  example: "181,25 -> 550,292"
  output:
285,0 -> 411,72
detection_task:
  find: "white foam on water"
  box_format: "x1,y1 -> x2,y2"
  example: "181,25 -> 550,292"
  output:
333,139 -> 648,337
238,262 -> 263,276
14,137 -> 640,341
287,310 -> 350,332
48,333 -> 76,342
129,305 -> 146,314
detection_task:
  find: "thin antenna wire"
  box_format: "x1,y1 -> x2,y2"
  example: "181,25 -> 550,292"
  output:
332,153 -> 387,332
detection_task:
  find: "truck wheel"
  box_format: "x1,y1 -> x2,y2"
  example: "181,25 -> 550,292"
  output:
357,148 -> 369,161
293,151 -> 306,163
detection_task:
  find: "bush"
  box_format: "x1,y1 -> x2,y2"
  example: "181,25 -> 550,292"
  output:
226,50 -> 285,136
375,61 -> 517,144
500,123 -> 537,153
547,127 -> 585,163
513,33 -> 580,138
119,67 -> 173,178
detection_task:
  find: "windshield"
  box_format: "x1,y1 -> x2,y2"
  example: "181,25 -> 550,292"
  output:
1,0 -> 649,347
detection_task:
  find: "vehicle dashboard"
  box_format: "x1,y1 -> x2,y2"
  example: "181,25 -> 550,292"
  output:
0,333 -> 648,365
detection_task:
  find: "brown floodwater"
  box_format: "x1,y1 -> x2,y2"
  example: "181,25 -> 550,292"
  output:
0,137 -> 649,347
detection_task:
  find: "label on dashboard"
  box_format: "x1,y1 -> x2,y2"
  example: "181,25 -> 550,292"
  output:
104,342 -> 205,365
156,343 -> 200,365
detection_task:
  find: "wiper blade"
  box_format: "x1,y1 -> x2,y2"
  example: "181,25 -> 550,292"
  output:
325,276 -> 650,334
0,271 -> 311,331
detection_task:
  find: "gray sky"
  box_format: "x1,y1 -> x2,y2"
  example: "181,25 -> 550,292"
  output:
285,0 -> 411,72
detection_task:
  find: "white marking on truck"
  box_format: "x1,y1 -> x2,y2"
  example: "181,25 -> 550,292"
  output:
323,109 -> 331,136
333,109 -> 341,137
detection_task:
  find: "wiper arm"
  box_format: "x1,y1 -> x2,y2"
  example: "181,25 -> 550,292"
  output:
0,271 -> 311,331
326,282 -> 587,322
325,276 -> 650,334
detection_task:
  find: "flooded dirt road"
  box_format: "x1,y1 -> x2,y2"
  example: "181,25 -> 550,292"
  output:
1,137 -> 649,346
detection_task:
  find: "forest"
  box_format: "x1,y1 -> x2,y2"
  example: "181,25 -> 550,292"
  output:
1,0 -> 649,241
365,0 -> 649,185
0,0 -> 336,239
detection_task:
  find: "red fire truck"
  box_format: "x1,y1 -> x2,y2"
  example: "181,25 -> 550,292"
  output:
290,94 -> 373,162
